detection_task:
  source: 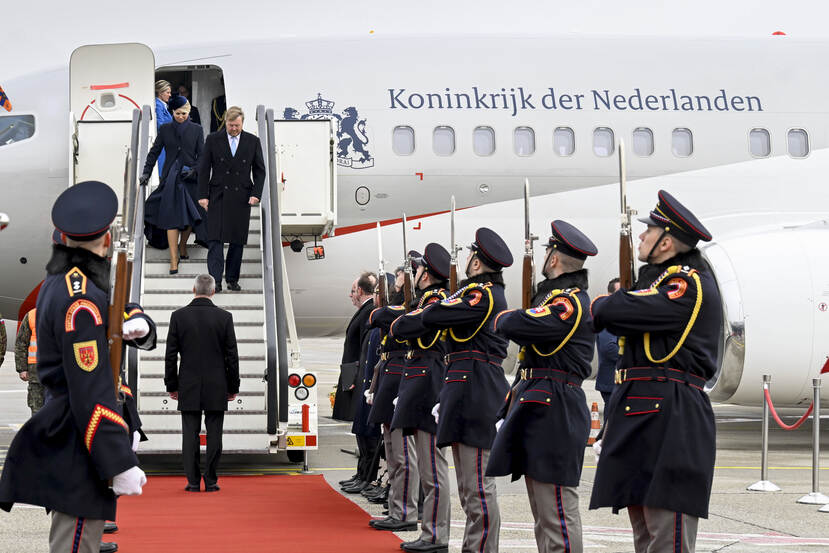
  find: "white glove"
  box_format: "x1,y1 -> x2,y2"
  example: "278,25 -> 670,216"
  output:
392,396 -> 398,407
431,403 -> 440,424
364,390 -> 374,405
122,317 -> 150,340
112,466 -> 147,496
132,431 -> 141,452
592,439 -> 603,462
495,418 -> 504,432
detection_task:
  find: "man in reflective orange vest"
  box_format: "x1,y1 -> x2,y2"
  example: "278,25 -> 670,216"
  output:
15,309 -> 45,414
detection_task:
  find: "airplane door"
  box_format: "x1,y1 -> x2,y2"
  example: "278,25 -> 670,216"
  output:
69,43 -> 155,192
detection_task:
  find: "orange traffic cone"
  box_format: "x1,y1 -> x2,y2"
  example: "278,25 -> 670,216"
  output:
587,402 -> 600,445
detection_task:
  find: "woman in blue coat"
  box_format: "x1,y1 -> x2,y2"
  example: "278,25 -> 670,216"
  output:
154,80 -> 173,176
142,96 -> 204,274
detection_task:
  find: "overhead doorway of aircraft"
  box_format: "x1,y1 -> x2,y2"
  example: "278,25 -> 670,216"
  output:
155,65 -> 226,138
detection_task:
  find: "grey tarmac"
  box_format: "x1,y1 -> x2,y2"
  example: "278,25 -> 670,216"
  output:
0,337 -> 827,552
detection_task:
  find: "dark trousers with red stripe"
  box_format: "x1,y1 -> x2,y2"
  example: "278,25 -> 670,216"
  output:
525,476 -> 582,553
452,443 -> 501,553
49,511 -> 105,553
628,506 -> 698,553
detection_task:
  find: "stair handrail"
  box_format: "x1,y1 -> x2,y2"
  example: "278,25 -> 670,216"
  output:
265,107 -> 291,427
256,105 -> 280,434
127,105 -> 152,401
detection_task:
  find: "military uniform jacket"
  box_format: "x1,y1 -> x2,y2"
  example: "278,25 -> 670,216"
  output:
197,130 -> 266,245
588,250 -> 722,519
389,285 -> 449,435
404,275 -> 510,449
351,327 -> 382,438
486,271 -> 593,486
367,305 -> 409,426
0,246 -> 156,520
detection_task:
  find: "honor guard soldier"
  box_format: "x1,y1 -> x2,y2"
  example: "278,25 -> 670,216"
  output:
400,228 -> 513,553
589,190 -> 721,553
389,243 -> 452,553
0,181 -> 156,553
487,220 -> 598,553
366,277 -> 419,532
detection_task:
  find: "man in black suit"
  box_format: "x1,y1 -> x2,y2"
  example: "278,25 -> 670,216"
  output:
332,272 -> 376,422
164,274 -> 240,491
198,106 -> 265,292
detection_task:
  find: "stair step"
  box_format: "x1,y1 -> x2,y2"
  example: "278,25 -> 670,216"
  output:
142,276 -> 263,290
140,411 -> 267,431
145,308 -> 264,323
138,376 -> 266,393
144,262 -> 262,276
138,432 -> 274,454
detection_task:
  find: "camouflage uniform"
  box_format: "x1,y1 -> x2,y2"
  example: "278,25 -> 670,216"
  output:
14,311 -> 45,414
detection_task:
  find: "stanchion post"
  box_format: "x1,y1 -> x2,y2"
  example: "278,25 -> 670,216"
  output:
799,378 -> 829,504
301,450 -> 312,475
748,374 -> 781,492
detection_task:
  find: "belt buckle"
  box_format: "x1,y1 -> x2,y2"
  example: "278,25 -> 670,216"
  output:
614,369 -> 626,385
520,368 -> 528,380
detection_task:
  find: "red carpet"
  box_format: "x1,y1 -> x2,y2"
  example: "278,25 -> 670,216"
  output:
114,475 -> 400,552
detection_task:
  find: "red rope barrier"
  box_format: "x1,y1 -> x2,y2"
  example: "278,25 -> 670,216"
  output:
764,388 -> 813,431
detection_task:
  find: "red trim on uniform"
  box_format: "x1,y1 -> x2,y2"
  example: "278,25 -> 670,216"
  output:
659,190 -> 711,240
85,404 -> 128,451
519,399 -> 551,406
468,290 -> 483,306
625,409 -> 661,416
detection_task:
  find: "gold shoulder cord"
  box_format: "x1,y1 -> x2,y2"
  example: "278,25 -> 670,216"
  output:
449,286 -> 494,343
531,289 -> 583,357
418,290 -> 447,349
644,269 -> 703,364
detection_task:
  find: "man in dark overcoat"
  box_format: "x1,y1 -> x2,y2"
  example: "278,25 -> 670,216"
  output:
164,274 -> 240,491
589,190 -> 722,553
389,243 -> 452,552
487,220 -> 598,553
197,105 -> 265,292
396,228 -> 512,553
333,272 -> 376,422
0,181 -> 153,553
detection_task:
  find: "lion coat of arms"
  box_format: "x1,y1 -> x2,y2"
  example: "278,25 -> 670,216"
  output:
283,93 -> 374,169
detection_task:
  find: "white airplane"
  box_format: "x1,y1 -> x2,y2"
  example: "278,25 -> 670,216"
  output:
1,34 -> 827,410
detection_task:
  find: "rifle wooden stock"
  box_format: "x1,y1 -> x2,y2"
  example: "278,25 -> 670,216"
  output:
377,273 -> 388,309
619,233 -> 634,289
521,255 -> 533,310
107,251 -> 131,397
403,273 -> 414,311
449,264 -> 458,294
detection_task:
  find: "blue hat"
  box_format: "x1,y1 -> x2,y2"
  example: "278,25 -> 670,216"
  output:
51,181 -> 118,241
547,220 -> 598,260
470,227 -> 513,270
168,94 -> 188,111
407,250 -> 422,270
638,190 -> 712,247
417,243 -> 451,280
51,228 -> 65,245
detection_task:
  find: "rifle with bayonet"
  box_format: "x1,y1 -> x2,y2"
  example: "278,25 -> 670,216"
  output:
401,213 -> 414,311
376,222 -> 388,308
618,139 -> 636,289
521,178 -> 538,310
449,196 -> 459,293
107,147 -> 136,400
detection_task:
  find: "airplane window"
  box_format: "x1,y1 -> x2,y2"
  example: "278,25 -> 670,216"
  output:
514,127 -> 535,156
632,127 -> 654,156
672,128 -> 693,157
473,126 -> 495,156
787,129 -> 809,158
749,129 -> 770,157
433,126 -> 455,156
554,127 -> 575,156
393,126 -> 415,155
593,127 -> 614,157
0,115 -> 35,147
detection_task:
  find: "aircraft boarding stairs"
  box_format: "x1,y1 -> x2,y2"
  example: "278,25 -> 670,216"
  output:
69,73 -> 334,455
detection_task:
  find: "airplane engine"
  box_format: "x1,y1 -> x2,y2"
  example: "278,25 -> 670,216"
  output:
703,221 -> 829,407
